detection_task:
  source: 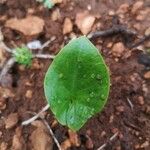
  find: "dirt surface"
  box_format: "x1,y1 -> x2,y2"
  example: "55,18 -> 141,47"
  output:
0,0 -> 150,150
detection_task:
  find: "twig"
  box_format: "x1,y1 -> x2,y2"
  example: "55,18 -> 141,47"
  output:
39,116 -> 62,150
40,37 -> 56,50
129,34 -> 150,49
87,26 -> 136,39
127,98 -> 134,110
123,120 -> 141,131
22,104 -> 49,126
97,132 -> 118,150
0,58 -> 16,83
0,42 -> 14,53
33,54 -> 55,59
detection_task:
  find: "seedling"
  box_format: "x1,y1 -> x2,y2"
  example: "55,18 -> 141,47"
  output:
0,40 -> 55,83
36,0 -> 55,9
13,46 -> 33,66
44,36 -> 110,131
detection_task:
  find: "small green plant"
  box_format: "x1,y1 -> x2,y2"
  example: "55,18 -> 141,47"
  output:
13,46 -> 33,66
36,0 -> 55,9
44,36 -> 110,131
43,0 -> 54,9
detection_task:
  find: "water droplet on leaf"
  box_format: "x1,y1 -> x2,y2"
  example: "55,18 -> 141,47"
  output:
83,74 -> 86,78
59,73 -> 63,78
96,74 -> 101,80
78,65 -> 81,68
90,92 -> 94,97
87,98 -> 90,102
91,74 -> 95,78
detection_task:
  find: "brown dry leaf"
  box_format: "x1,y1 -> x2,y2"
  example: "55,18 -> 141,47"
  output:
30,127 -> 53,150
5,113 -> 19,129
68,130 -> 80,147
25,90 -> 33,99
63,18 -> 73,34
11,127 -> 26,150
5,16 -> 45,36
75,11 -> 95,35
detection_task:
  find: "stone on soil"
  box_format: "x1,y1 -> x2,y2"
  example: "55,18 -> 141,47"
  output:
112,42 -> 125,57
131,1 -> 143,14
63,18 -> 73,34
5,113 -> 18,129
11,127 -> 25,150
30,127 -> 53,150
75,11 -> 95,35
5,16 -> 45,36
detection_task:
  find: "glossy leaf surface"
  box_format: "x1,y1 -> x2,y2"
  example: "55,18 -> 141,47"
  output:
44,36 -> 110,131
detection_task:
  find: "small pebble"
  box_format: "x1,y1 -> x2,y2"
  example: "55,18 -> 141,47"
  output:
85,136 -> 94,149
51,8 -> 61,21
5,113 -> 18,129
100,131 -> 106,137
117,3 -> 129,14
63,18 -> 73,34
116,106 -> 125,112
27,40 -> 42,50
140,141 -> 149,148
25,90 -> 33,99
137,96 -> 144,105
111,128 -> 119,134
0,142 -> 8,150
112,42 -> 125,57
145,27 -> 150,36
131,1 -> 143,14
144,71 -> 150,79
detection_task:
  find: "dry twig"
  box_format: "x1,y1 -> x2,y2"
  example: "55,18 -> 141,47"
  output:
39,115 -> 62,150
88,26 -> 150,49
0,42 -> 14,53
129,34 -> 150,49
40,37 -> 56,49
97,132 -> 118,150
0,58 -> 16,83
87,26 -> 136,39
22,104 -> 49,126
127,98 -> 134,110
33,54 -> 55,59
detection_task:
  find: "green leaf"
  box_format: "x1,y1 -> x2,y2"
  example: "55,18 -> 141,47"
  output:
13,46 -> 32,66
44,36 -> 110,131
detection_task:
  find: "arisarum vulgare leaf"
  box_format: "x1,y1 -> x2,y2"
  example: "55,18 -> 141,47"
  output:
44,36 -> 110,131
